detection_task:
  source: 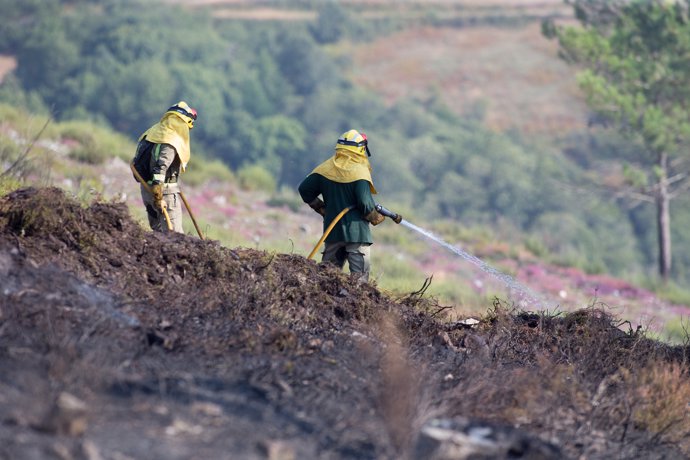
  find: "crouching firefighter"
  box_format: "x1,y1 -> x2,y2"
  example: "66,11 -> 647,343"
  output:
298,129 -> 402,281
131,101 -> 197,233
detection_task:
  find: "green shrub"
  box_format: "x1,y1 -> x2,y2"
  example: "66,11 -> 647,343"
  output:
0,177 -> 22,196
184,157 -> 235,186
433,221 -> 494,246
376,224 -> 413,246
524,236 -> 547,258
237,164 -> 276,193
374,256 -> 427,294
0,127 -> 48,189
0,102 -> 28,126
430,278 -> 491,313
652,281 -> 690,308
62,164 -> 99,188
0,102 -> 58,142
74,178 -> 105,205
266,186 -> 303,212
0,136 -> 22,164
660,317 -> 690,344
58,120 -> 134,165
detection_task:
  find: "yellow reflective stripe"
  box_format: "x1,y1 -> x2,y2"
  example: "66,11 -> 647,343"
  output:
152,173 -> 165,182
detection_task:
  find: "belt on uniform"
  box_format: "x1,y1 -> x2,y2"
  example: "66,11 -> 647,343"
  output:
162,182 -> 180,193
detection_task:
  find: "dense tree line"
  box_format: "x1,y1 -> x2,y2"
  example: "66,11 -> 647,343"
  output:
3,0 -> 690,283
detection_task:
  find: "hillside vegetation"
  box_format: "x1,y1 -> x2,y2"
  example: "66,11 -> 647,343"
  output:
2,0 -> 690,334
6,0 -> 690,290
0,0 -> 676,280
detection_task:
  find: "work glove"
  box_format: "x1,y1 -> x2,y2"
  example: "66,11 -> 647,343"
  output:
151,182 -> 164,209
364,209 -> 386,226
308,198 -> 326,217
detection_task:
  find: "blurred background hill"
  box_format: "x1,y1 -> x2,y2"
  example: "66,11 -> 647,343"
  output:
2,0 -> 690,341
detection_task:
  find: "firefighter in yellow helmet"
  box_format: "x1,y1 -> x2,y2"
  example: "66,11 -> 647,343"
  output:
298,129 -> 402,280
133,101 -> 197,233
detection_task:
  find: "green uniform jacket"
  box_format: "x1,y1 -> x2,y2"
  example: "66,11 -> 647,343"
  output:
298,174 -> 377,244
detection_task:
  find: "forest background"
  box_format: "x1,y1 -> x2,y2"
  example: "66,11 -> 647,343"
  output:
3,0 -> 690,339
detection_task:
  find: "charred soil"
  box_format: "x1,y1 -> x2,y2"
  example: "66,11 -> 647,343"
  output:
0,187 -> 688,460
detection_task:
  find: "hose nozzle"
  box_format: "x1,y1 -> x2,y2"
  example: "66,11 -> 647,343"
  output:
375,204 -> 403,224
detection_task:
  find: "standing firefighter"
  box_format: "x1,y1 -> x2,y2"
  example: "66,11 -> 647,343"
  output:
132,101 -> 197,233
298,129 -> 402,281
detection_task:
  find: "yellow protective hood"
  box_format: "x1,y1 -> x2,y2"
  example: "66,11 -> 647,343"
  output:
138,112 -> 191,171
311,148 -> 377,194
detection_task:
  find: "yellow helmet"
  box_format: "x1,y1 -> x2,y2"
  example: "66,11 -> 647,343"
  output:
166,101 -> 198,129
335,129 -> 370,157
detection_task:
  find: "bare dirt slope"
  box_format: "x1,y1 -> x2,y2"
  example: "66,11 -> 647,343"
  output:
344,22 -> 586,135
0,55 -> 16,84
1,187 -> 688,460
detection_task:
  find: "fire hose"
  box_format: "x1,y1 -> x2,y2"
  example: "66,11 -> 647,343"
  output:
375,204 -> 403,224
307,205 -> 354,260
307,203 -> 402,260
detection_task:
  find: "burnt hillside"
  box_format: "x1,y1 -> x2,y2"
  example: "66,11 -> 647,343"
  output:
0,187 -> 688,460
